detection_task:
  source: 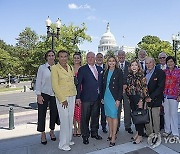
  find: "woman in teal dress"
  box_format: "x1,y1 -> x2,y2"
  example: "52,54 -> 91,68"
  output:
102,55 -> 123,147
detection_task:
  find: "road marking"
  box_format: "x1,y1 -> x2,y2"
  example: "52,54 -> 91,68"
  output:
0,110 -> 38,119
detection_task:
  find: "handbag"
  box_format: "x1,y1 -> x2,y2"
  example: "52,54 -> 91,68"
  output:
131,108 -> 150,124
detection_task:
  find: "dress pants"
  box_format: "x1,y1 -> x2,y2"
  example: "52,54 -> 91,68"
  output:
37,93 -> 59,132
145,107 -> 160,135
129,95 -> 144,136
56,96 -> 75,149
81,97 -> 100,139
164,98 -> 179,136
100,103 -> 107,130
118,93 -> 132,129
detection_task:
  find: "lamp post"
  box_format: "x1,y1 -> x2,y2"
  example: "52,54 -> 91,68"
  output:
172,32 -> 180,64
8,73 -> 11,87
45,16 -> 61,51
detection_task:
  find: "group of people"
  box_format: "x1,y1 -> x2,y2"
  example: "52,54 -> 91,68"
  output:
35,49 -> 180,151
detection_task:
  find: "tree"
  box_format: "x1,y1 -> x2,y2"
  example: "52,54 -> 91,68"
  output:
15,27 -> 40,75
16,27 -> 39,50
137,35 -> 174,64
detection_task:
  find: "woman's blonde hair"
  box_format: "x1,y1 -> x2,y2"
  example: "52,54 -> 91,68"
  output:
105,55 -> 118,70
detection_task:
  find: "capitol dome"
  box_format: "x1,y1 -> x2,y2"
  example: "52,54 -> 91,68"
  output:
98,23 -> 118,54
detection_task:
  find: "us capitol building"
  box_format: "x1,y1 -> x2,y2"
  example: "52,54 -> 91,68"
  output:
98,23 -> 135,55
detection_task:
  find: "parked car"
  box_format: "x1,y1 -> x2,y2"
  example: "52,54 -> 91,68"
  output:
10,77 -> 20,84
30,77 -> 36,91
0,77 -> 7,84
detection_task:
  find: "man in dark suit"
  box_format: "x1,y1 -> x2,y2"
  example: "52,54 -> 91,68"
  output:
145,57 -> 165,136
138,49 -> 147,71
156,52 -> 167,70
76,52 -> 103,144
117,50 -> 133,134
96,52 -> 107,133
156,52 -> 167,130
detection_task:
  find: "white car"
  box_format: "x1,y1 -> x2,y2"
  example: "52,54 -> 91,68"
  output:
0,78 -> 7,84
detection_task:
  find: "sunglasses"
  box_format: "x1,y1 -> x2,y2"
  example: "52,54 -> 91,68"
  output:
159,57 -> 166,59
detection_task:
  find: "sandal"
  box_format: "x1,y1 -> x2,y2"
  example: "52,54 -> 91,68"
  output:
41,133 -> 47,145
49,131 -> 56,141
109,142 -> 115,147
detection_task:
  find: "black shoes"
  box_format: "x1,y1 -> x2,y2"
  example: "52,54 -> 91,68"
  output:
41,133 -> 47,145
107,137 -> 112,141
83,138 -> 89,144
102,128 -> 108,133
109,142 -> 115,147
125,128 -> 133,134
91,134 -> 103,140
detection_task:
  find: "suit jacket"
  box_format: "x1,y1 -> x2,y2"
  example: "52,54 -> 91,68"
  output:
156,64 -> 167,70
51,63 -> 77,103
145,68 -> 165,107
120,61 -> 129,85
102,68 -> 123,101
76,64 -> 103,102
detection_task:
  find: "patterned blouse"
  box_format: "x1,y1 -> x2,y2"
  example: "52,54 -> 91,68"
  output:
164,67 -> 180,100
126,72 -> 149,100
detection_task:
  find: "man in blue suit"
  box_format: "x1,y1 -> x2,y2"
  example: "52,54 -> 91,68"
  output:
76,52 -> 103,144
156,52 -> 167,70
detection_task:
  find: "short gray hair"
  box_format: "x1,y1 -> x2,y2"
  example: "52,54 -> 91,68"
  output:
158,52 -> 167,58
118,50 -> 125,55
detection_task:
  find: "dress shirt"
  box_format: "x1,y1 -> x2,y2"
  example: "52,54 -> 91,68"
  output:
97,64 -> 104,69
161,64 -> 167,70
119,61 -> 125,71
145,67 -> 155,84
35,63 -> 54,96
139,60 -> 145,70
88,64 -> 98,79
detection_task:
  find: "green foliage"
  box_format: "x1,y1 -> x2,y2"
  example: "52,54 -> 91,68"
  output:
126,52 -> 136,62
137,35 -> 175,64
16,27 -> 39,50
0,23 -> 91,76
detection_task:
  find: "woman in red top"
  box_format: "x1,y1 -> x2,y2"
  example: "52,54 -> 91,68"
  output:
73,52 -> 82,137
163,56 -> 180,138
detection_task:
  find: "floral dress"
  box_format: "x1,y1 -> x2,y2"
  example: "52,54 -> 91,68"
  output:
126,72 -> 149,110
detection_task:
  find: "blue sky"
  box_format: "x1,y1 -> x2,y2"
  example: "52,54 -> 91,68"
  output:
0,0 -> 180,52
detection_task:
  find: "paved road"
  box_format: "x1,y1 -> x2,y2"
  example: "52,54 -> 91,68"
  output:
0,81 -> 31,89
0,91 -> 37,115
0,90 -> 38,128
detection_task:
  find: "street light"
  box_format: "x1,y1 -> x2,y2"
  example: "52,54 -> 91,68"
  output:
172,32 -> 180,64
8,73 -> 11,87
45,16 -> 62,51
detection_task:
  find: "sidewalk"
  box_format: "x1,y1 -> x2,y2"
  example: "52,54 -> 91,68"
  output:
0,114 -> 180,154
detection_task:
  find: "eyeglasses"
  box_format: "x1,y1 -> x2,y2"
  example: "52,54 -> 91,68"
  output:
159,57 -> 166,59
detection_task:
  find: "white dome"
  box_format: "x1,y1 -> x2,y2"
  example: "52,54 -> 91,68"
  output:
98,23 -> 118,53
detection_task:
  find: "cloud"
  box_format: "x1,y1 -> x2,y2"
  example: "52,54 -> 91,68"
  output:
86,16 -> 96,20
68,3 -> 91,10
68,3 -> 78,9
